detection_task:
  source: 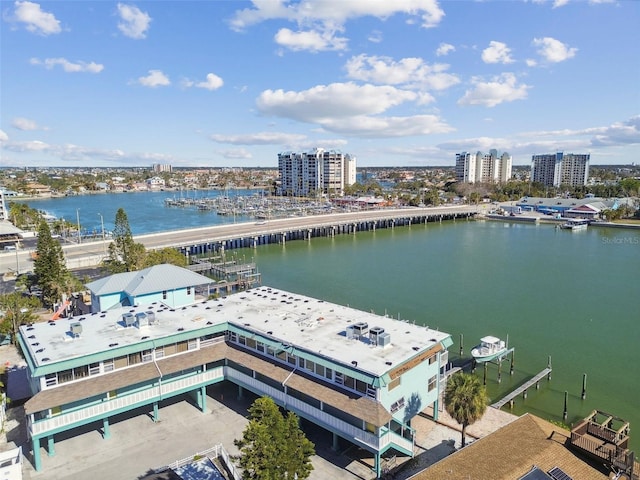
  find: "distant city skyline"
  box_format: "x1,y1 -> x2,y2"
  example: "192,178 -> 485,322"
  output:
1,1 -> 638,168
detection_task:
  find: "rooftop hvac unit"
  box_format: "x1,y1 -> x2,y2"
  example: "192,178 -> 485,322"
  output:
122,312 -> 135,327
352,322 -> 369,337
369,326 -> 385,345
346,325 -> 353,339
146,311 -> 156,325
70,322 -> 82,337
135,312 -> 147,327
377,332 -> 391,347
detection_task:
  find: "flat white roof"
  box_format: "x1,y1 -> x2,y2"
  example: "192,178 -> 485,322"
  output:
21,286 -> 451,377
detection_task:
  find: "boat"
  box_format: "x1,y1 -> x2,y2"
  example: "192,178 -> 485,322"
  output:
559,219 -> 589,231
471,336 -> 508,363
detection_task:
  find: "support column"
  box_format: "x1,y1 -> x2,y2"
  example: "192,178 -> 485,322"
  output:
238,385 -> 244,400
103,417 -> 111,439
374,451 -> 381,478
47,435 -> 55,457
332,432 -> 339,451
198,385 -> 207,412
153,401 -> 159,422
32,437 -> 42,472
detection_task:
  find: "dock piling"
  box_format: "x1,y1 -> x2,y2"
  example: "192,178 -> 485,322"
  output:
510,350 -> 515,375
563,391 -> 568,421
483,362 -> 487,386
459,333 -> 464,356
581,373 -> 587,400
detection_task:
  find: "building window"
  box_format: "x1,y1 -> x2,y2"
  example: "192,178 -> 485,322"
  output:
428,375 -> 437,392
128,352 -> 142,365
44,373 -> 57,387
103,359 -> 114,372
390,397 -> 405,413
429,354 -> 437,365
57,369 -> 73,384
155,346 -> 164,359
177,341 -> 188,353
142,350 -> 153,362
187,286 -> 191,295
89,363 -> 100,375
162,290 -> 167,300
73,365 -> 89,379
114,355 -> 128,369
188,339 -> 197,350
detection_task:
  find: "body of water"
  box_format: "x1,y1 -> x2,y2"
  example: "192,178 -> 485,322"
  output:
18,193 -> 640,450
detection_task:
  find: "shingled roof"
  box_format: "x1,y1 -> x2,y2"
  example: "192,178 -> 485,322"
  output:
410,414 -> 609,480
86,264 -> 213,297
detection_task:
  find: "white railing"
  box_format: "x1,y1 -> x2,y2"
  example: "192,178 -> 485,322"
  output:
30,367 -> 224,436
158,443 -> 241,480
225,368 -> 413,453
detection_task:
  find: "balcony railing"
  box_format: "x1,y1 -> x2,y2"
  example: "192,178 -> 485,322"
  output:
30,367 -> 224,436
226,368 -> 414,454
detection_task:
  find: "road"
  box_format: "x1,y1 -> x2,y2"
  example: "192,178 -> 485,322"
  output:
0,205 -> 479,274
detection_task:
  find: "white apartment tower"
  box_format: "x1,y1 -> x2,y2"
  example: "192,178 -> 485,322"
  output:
278,148 -> 356,197
455,150 -> 512,183
531,152 -> 590,187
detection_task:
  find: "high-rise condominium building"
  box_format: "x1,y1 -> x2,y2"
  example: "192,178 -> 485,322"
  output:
455,149 -> 512,183
531,152 -> 590,187
278,148 -> 356,197
152,164 -> 172,173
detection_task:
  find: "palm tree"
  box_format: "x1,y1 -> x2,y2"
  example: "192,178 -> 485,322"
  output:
444,372 -> 488,447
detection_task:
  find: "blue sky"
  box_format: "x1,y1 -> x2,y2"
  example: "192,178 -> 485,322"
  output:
1,0 -> 639,168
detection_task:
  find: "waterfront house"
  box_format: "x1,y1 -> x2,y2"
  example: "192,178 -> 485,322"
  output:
409,414 -> 611,480
85,264 -> 213,311
19,276 -> 452,476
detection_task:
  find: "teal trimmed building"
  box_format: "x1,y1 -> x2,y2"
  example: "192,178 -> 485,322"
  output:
19,275 -> 452,476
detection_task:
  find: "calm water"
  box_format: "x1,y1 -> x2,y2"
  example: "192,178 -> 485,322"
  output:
20,193 -> 640,450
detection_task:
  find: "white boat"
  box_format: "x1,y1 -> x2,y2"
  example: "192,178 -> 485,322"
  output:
471,336 -> 508,363
559,219 -> 589,231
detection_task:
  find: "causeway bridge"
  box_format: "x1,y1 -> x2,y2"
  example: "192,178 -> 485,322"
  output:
1,205 -> 479,272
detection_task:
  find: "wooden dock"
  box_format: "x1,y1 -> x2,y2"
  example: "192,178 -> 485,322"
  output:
491,366 -> 552,409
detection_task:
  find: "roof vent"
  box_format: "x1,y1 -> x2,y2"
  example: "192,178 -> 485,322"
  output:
352,322 -> 369,337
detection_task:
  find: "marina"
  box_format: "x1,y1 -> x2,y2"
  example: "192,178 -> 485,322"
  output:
5,193 -> 640,452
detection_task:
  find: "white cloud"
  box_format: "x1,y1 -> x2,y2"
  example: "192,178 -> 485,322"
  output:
436,43 -> 455,57
532,37 -> 577,63
458,73 -> 530,107
344,54 -> 460,91
0,130 -> 8,142
230,1 -> 445,31
229,1 -> 444,52
29,57 -> 104,73
13,0 -> 61,35
525,58 -> 537,67
274,27 -> 348,52
481,41 -> 514,64
137,70 -> 170,88
12,117 -> 48,131
255,82 -> 452,138
217,148 -> 253,160
197,73 -> 224,91
552,0 -> 570,7
257,82 -> 417,122
117,3 -> 151,39
318,114 -> 454,138
368,30 -> 383,43
211,132 -> 308,145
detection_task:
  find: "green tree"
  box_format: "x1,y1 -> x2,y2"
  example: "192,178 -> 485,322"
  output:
104,208 -> 146,273
235,396 -> 315,480
143,248 -> 188,268
444,372 -> 488,447
33,221 -> 70,307
0,292 -> 40,346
